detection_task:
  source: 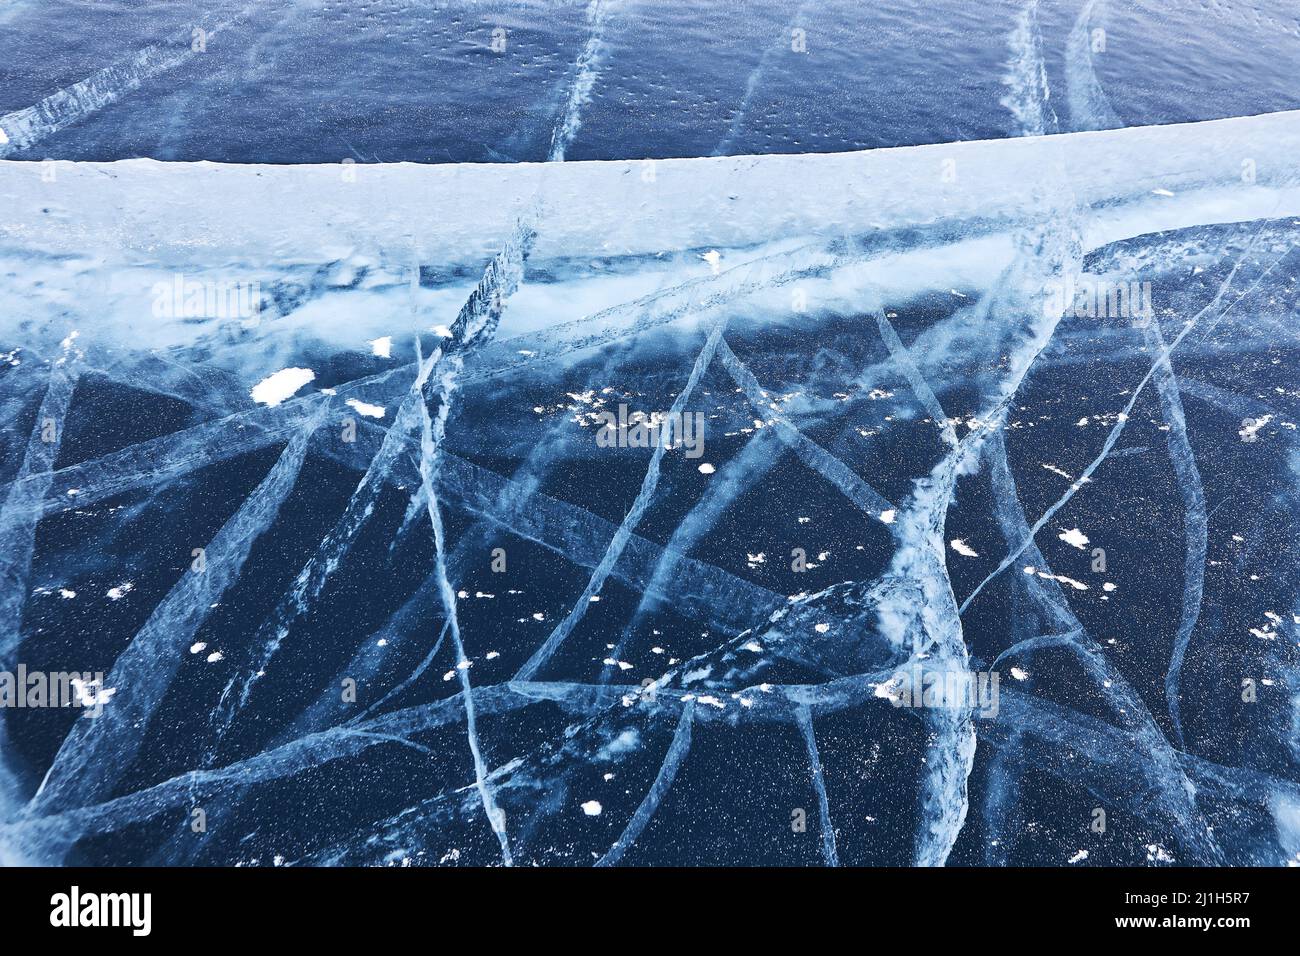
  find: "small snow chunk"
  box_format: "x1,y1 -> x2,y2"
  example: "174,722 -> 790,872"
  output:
251,367 -> 315,407
950,539 -> 979,558
345,398 -> 386,419
1058,527 -> 1089,550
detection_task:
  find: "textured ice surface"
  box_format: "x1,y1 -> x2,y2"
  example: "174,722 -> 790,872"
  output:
1,0 -> 1299,867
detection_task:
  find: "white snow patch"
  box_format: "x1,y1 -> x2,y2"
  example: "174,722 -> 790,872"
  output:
344,398 -> 386,419
950,539 -> 979,558
251,367 -> 315,407
1058,527 -> 1089,550
1037,571 -> 1089,591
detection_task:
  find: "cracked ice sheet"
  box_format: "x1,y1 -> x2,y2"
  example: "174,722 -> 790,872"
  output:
2,116 -> 1300,866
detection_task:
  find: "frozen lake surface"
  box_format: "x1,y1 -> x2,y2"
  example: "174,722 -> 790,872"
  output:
0,0 -> 1298,866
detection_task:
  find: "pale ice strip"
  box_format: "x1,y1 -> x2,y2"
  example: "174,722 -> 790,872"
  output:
0,364 -> 77,657
711,0 -> 813,157
1000,0 -> 1056,137
284,567 -> 448,739
985,428 -> 1224,862
209,386 -> 426,737
1064,0 -> 1122,132
960,232 -> 1280,616
414,348 -> 513,865
513,316 -> 728,682
322,425 -> 785,634
601,429 -> 783,682
212,226 -> 531,740
875,308 -> 958,448
26,407 -> 325,820
547,0 -> 619,162
1,686 -> 536,859
1177,377 -> 1294,435
0,246 -> 828,524
7,673 -> 1293,859
0,352 -> 78,822
715,337 -> 897,525
400,223 -> 536,865
472,242 -> 841,383
161,227 -> 533,867
345,619 -> 450,728
442,448 -> 784,630
882,159 -> 1081,865
0,393 -> 320,520
0,369 -> 50,476
980,730 -> 1024,865
1143,319 -> 1209,751
7,113 -> 1300,273
795,705 -> 839,866
991,630 -> 1224,863
596,702 -> 695,867
0,13 -> 244,158
983,430 -> 1079,636
989,631 -> 1086,672
1064,0 -> 1206,750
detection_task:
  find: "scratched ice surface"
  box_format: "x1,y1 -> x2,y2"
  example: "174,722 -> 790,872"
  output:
1,0 -> 1299,866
